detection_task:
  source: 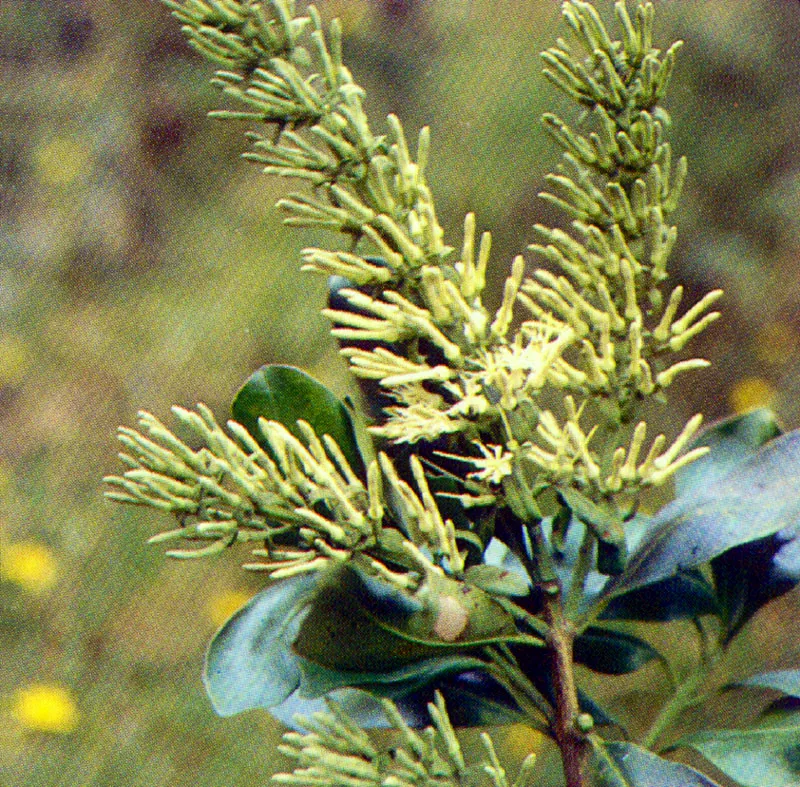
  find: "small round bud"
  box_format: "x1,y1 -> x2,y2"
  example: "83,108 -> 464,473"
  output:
575,712 -> 594,733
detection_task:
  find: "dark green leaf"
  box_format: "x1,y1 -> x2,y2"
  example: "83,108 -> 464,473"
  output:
559,487 -> 626,546
464,563 -> 530,597
601,570 -> 718,622
761,697 -> 800,722
422,670 -> 530,727
542,515 -> 651,616
272,666 -> 531,730
675,409 -> 782,501
270,688 -> 397,730
574,627 -> 660,675
544,516 -> 606,606
604,430 -> 800,598
365,668 -> 533,729
675,410 -> 796,641
597,538 -> 628,576
736,670 -> 800,699
577,689 -> 620,729
232,364 -> 364,476
711,530 -> 800,643
677,712 -> 800,787
592,741 -> 723,787
292,564 -> 530,673
296,653 -> 485,698
203,574 -> 319,717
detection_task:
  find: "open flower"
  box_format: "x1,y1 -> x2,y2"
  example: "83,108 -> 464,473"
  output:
467,320 -> 576,411
12,684 -> 79,734
464,442 -> 515,485
1,541 -> 58,595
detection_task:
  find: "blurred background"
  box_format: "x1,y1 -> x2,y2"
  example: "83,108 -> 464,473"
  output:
2,1 -> 800,785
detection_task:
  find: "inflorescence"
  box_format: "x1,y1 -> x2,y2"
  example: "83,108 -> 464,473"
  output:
108,1 -> 717,575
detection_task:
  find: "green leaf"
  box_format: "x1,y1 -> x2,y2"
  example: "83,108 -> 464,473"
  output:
592,741 -> 723,787
267,688 -> 391,730
293,564 -> 532,673
577,689 -> 620,729
711,531 -> 800,643
573,627 -> 660,675
677,712 -> 800,787
675,409 -> 782,501
202,566 -> 506,725
671,409 -> 795,641
296,653 -> 486,699
736,670 -> 800,699
559,487 -> 626,546
283,667 -> 531,730
464,563 -> 530,597
601,570 -> 718,622
424,672 -> 530,727
604,429 -> 800,598
271,671 -> 531,731
203,573 -> 319,717
293,565 -> 531,673
542,515 -> 650,616
231,364 -> 364,476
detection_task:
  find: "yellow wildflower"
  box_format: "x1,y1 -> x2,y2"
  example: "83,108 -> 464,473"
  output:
206,590 -> 252,627
1,541 -> 58,595
12,684 -> 79,734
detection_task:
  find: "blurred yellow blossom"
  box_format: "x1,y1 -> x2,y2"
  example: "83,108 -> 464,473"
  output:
12,684 -> 79,734
1,541 -> 58,594
729,376 -> 777,414
206,589 -> 252,627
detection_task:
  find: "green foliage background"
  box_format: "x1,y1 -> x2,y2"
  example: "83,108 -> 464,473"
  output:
2,1 -> 800,785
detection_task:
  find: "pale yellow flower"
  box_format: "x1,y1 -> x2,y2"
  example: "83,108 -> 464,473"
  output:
465,443 -> 514,485
370,384 -> 471,443
12,684 -> 79,734
372,403 -> 466,444
1,541 -> 58,595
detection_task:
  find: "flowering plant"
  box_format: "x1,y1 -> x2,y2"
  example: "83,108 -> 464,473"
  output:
105,2 -> 800,785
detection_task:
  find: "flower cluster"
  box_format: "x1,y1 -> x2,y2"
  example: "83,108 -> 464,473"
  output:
323,0 -> 721,511
274,693 -> 537,787
110,0 -> 722,573
105,406 -> 466,582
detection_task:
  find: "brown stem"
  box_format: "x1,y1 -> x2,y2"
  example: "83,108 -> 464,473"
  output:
542,581 -> 591,787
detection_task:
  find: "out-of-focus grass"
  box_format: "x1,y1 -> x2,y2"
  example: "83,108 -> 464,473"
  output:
1,2 -> 800,786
